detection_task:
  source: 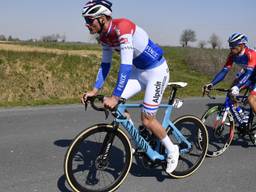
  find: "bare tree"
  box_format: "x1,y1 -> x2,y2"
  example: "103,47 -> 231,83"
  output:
0,34 -> 6,41
7,35 -> 13,41
198,40 -> 207,48
7,35 -> 20,41
180,29 -> 196,47
60,34 -> 66,42
209,33 -> 222,49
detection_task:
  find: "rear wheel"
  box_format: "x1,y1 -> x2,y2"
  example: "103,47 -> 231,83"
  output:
164,115 -> 208,178
247,111 -> 256,145
64,124 -> 132,192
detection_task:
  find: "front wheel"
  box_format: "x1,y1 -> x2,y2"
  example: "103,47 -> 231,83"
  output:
64,124 -> 133,192
201,105 -> 235,157
165,115 -> 208,179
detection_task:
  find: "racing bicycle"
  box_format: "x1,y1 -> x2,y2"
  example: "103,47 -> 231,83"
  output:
202,88 -> 256,157
64,82 -> 208,192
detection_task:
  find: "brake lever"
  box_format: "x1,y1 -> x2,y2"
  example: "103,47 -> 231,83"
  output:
208,95 -> 216,100
206,91 -> 216,100
84,102 -> 88,111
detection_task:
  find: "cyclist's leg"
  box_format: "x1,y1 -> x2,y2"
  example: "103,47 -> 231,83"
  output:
139,60 -> 169,138
121,67 -> 145,121
141,62 -> 170,138
248,83 -> 256,113
121,67 -> 145,99
121,68 -> 145,153
139,60 -> 178,173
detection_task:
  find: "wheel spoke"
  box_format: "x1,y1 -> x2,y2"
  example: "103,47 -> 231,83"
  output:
64,124 -> 132,192
166,116 -> 208,178
202,106 -> 234,157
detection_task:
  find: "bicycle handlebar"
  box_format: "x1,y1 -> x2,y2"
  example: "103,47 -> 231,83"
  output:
84,95 -> 126,119
205,88 -> 248,105
211,88 -> 230,92
203,88 -> 231,100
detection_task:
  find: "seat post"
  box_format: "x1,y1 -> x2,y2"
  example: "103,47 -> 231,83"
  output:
168,87 -> 177,105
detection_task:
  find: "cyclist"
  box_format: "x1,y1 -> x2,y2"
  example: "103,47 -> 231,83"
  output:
203,33 -> 256,113
80,0 -> 179,173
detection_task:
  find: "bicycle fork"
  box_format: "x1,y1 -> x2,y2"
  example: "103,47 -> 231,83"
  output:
214,108 -> 234,140
96,123 -> 119,166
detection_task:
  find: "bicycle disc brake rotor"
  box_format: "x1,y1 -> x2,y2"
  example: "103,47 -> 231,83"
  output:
214,124 -> 225,138
95,155 -> 109,170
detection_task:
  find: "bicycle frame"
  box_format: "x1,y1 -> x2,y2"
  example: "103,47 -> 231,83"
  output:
220,94 -> 248,126
113,103 -> 192,162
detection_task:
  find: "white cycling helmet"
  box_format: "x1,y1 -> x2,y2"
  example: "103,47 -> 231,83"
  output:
82,0 -> 112,18
228,32 -> 248,48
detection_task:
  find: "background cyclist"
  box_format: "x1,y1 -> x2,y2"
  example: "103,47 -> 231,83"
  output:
203,33 -> 256,113
80,0 -> 179,173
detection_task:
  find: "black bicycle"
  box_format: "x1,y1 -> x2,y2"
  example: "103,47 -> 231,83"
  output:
202,88 -> 256,157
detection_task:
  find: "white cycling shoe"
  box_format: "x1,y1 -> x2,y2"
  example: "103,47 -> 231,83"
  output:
166,145 -> 179,174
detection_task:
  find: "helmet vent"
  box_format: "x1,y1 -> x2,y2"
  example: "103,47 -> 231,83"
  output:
88,6 -> 100,14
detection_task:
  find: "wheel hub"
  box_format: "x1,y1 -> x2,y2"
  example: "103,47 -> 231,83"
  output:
95,155 -> 109,170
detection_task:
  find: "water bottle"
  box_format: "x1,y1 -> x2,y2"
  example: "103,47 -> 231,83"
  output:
236,106 -> 249,123
242,108 -> 250,123
236,106 -> 243,114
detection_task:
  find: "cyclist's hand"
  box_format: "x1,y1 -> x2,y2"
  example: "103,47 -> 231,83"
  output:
231,86 -> 239,96
81,89 -> 98,104
103,96 -> 119,109
202,83 -> 213,96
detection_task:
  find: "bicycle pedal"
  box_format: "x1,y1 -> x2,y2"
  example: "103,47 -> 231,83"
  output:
133,148 -> 144,156
238,131 -> 246,137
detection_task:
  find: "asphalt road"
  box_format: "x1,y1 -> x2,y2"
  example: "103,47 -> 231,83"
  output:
0,97 -> 256,192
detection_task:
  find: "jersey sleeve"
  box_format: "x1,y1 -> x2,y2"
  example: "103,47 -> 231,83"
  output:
101,45 -> 113,63
211,55 -> 233,85
211,67 -> 229,85
112,20 -> 135,97
94,62 -> 111,89
246,50 -> 256,69
115,19 -> 135,65
224,54 -> 233,69
94,46 -> 113,89
236,50 -> 256,88
236,68 -> 253,88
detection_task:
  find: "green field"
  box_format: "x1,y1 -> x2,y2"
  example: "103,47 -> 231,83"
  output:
0,42 -> 235,107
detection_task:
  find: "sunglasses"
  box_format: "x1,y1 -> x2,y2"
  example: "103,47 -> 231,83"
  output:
229,42 -> 244,49
84,17 -> 95,25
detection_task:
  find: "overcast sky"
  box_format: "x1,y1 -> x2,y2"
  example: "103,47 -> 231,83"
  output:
1,0 -> 255,48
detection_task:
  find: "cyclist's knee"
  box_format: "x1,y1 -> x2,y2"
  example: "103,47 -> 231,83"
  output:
248,94 -> 256,104
141,112 -> 156,127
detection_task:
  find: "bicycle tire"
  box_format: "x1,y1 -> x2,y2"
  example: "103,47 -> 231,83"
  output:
64,124 -> 132,192
164,115 -> 208,178
248,113 -> 256,145
201,105 -> 235,157
248,124 -> 256,145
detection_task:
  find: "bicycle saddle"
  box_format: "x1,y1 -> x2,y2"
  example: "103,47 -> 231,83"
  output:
168,82 -> 188,88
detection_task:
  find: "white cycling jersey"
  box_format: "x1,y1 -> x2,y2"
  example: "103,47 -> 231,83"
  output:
94,18 -> 169,114
100,18 -> 164,70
